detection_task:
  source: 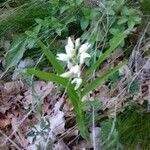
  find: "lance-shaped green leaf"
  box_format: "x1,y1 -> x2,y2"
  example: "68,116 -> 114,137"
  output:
81,61 -> 127,97
37,39 -> 64,74
83,31 -> 127,81
26,68 -> 68,86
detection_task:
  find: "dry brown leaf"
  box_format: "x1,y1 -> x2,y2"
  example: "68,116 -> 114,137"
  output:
53,141 -> 69,150
23,81 -> 54,109
3,81 -> 23,95
0,119 -> 10,130
49,98 -> 65,139
0,136 -> 9,150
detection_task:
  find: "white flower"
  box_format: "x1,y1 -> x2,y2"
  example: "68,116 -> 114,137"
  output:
71,78 -> 82,90
60,71 -> 73,78
56,53 -> 69,62
80,52 -> 91,65
60,65 -> 80,78
70,65 -> 81,77
67,37 -> 74,49
65,45 -> 76,58
75,38 -> 80,48
79,43 -> 91,54
67,61 -> 73,69
65,37 -> 76,58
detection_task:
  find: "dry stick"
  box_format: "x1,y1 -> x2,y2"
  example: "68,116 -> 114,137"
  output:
128,21 -> 150,92
0,130 -> 21,150
135,21 -> 150,73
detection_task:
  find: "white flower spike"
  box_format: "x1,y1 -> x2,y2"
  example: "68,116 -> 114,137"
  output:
57,37 -> 91,90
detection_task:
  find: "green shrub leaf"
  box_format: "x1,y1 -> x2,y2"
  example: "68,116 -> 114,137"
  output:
5,35 -> 27,70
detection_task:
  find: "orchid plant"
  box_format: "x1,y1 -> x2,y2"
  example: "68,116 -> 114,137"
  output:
57,37 -> 91,90
26,31 -> 127,140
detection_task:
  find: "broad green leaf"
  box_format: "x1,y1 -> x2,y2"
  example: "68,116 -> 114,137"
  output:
117,16 -> 128,25
5,35 -> 27,70
25,24 -> 41,38
83,31 -> 127,81
26,68 -> 68,86
81,61 -> 127,97
37,39 -> 64,74
60,5 -> 70,14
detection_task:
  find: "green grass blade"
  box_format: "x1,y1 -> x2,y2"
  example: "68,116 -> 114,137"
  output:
81,61 -> 127,97
83,31 -> 127,81
37,39 -> 64,74
26,68 -> 68,86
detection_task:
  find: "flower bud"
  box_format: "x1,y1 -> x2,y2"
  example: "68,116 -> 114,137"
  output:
79,43 -> 91,54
